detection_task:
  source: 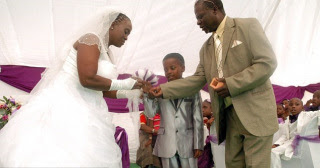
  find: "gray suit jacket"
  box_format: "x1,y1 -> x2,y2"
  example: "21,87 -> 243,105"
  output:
143,92 -> 204,158
160,17 -> 278,143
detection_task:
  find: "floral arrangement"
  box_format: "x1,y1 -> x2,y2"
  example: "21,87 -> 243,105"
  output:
134,68 -> 159,86
0,96 -> 22,130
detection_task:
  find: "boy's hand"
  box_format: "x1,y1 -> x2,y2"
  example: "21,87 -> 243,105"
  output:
145,139 -> 152,147
193,149 -> 203,158
149,86 -> 163,98
305,99 -> 313,107
210,78 -> 230,98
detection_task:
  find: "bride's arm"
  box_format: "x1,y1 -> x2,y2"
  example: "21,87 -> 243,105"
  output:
103,91 -> 117,98
103,89 -> 142,99
76,43 -> 114,91
76,33 -> 142,91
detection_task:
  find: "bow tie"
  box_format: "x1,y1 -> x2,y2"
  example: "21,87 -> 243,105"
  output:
289,115 -> 298,123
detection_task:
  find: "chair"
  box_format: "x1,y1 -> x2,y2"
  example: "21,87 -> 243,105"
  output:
281,116 -> 320,168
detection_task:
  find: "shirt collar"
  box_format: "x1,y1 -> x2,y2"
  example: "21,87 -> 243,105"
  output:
213,16 -> 227,37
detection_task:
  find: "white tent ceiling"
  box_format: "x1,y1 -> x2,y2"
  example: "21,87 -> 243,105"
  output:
1,0 -> 320,87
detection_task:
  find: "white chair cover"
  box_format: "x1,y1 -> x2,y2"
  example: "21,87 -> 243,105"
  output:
281,115 -> 320,168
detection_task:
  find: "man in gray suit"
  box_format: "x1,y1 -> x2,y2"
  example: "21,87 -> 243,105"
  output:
143,53 -> 204,168
149,0 -> 278,167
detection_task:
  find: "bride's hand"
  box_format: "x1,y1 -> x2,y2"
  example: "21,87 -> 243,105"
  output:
131,77 -> 143,89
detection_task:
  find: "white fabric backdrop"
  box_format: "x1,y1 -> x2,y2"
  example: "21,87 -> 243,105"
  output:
1,0 -> 320,87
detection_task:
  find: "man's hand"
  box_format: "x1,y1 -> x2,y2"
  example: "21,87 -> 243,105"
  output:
193,149 -> 203,158
149,86 -> 163,98
142,81 -> 152,93
211,78 -> 230,98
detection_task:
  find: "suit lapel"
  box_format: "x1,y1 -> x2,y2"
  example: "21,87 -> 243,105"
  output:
170,98 -> 184,112
221,17 -> 235,70
176,98 -> 184,110
169,99 -> 177,111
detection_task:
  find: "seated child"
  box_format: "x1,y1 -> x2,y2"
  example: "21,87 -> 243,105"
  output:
273,103 -> 287,143
142,53 -> 204,168
304,90 -> 320,111
202,99 -> 214,131
281,99 -> 290,120
136,112 -> 161,168
271,98 -> 304,168
198,99 -> 214,168
277,103 -> 285,123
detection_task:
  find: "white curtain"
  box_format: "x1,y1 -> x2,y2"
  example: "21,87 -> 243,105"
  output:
0,0 -> 319,87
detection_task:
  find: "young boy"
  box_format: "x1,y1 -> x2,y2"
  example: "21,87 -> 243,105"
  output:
142,53 -> 204,168
304,90 -> 320,111
271,98 -> 304,167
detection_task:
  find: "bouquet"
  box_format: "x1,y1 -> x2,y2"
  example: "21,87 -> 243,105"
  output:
0,96 -> 22,130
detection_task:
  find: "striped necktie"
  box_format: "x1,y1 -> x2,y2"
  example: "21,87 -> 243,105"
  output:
214,33 -> 223,78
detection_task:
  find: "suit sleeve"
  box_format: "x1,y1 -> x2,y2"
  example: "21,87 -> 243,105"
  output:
161,47 -> 207,99
226,19 -> 277,97
143,94 -> 159,118
193,92 -> 204,150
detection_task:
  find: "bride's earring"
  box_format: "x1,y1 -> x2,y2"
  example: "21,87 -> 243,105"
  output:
111,27 -> 114,30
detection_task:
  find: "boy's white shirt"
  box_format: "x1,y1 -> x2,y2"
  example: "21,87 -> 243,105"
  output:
274,116 -> 300,145
275,118 -> 290,145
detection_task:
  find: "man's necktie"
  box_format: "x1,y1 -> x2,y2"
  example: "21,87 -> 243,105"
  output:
214,33 -> 223,78
214,33 -> 232,111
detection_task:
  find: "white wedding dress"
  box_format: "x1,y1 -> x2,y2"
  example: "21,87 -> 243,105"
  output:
0,48 -> 122,167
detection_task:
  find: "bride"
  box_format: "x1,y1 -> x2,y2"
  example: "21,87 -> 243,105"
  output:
0,7 -> 142,167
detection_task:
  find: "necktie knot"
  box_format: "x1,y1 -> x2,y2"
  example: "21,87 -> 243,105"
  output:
214,33 -> 218,38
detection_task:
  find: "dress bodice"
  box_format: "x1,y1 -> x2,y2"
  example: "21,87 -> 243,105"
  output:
62,48 -> 118,80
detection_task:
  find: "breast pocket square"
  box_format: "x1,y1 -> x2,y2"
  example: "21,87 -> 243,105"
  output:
231,40 -> 242,48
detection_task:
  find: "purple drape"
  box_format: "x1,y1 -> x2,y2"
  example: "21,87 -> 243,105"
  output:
202,81 -> 320,104
114,126 -> 130,168
2,65 -> 320,112
0,65 -> 45,93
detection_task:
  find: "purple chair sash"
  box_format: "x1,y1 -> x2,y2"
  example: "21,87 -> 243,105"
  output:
291,134 -> 320,155
207,135 -> 225,145
278,118 -> 285,124
114,126 -> 130,168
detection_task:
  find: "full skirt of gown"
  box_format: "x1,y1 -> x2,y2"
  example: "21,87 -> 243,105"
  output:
0,69 -> 122,167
